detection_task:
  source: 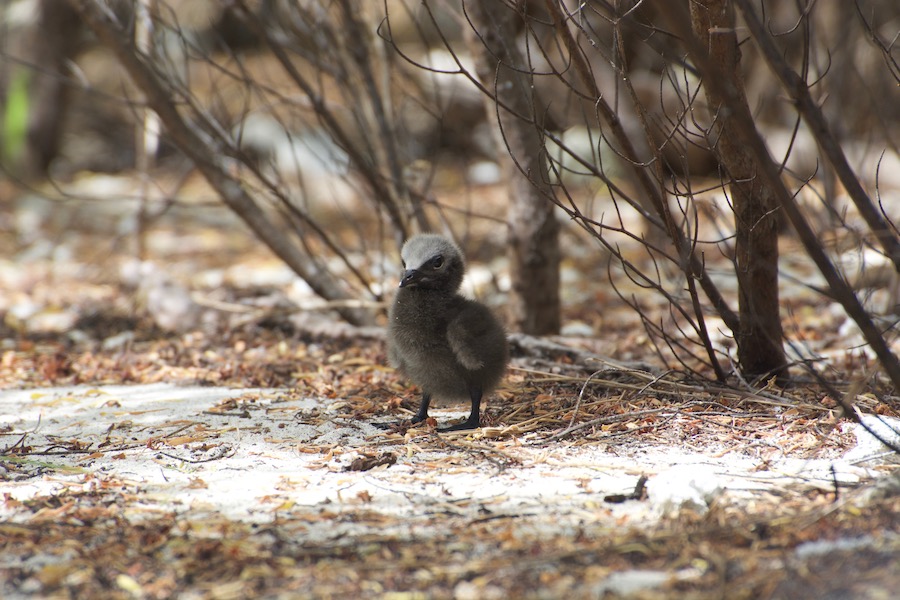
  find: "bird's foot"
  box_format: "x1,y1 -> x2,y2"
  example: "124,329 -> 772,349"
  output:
373,421 -> 402,431
437,415 -> 480,432
374,416 -> 435,433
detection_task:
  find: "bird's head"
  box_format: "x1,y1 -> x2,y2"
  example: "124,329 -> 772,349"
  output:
398,234 -> 465,292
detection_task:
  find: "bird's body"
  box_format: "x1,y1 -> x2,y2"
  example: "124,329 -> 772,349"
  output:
387,234 -> 508,431
389,289 -> 506,401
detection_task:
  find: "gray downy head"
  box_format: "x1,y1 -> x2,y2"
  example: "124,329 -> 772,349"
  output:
399,234 -> 465,292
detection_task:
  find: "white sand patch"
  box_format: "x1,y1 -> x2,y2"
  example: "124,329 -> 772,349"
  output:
0,384 -> 893,544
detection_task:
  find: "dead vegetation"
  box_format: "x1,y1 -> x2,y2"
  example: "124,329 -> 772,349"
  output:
2,1 -> 900,598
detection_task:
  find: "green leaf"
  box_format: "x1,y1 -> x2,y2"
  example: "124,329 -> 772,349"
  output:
2,68 -> 30,163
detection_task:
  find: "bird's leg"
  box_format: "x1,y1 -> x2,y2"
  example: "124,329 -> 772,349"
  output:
411,392 -> 432,425
439,387 -> 482,432
374,392 -> 432,430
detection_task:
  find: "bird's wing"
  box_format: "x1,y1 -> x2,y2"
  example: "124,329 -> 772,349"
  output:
446,304 -> 492,371
387,343 -> 404,371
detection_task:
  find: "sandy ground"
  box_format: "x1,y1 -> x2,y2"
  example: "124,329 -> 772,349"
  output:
2,383 -> 898,598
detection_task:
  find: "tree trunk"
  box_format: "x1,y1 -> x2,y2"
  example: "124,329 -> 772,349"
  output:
465,1 -> 561,335
4,0 -> 80,178
690,0 -> 787,380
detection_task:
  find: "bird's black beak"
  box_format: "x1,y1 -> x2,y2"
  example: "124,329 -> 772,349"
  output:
399,269 -> 424,288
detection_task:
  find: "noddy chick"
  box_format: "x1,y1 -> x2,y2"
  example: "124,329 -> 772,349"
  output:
387,234 -> 508,431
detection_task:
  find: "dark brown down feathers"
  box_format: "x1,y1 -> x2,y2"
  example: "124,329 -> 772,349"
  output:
387,234 -> 508,431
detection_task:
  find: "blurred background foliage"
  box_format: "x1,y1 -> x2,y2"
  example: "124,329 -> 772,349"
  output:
1,0 -> 899,390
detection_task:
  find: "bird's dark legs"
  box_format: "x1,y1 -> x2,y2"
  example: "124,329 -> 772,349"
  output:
380,390 -> 483,431
410,392 -> 432,425
439,387 -> 482,432
374,393 -> 431,430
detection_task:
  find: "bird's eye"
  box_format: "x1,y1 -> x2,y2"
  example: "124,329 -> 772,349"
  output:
432,256 -> 444,269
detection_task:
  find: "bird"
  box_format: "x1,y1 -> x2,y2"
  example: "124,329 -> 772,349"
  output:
386,233 -> 508,431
